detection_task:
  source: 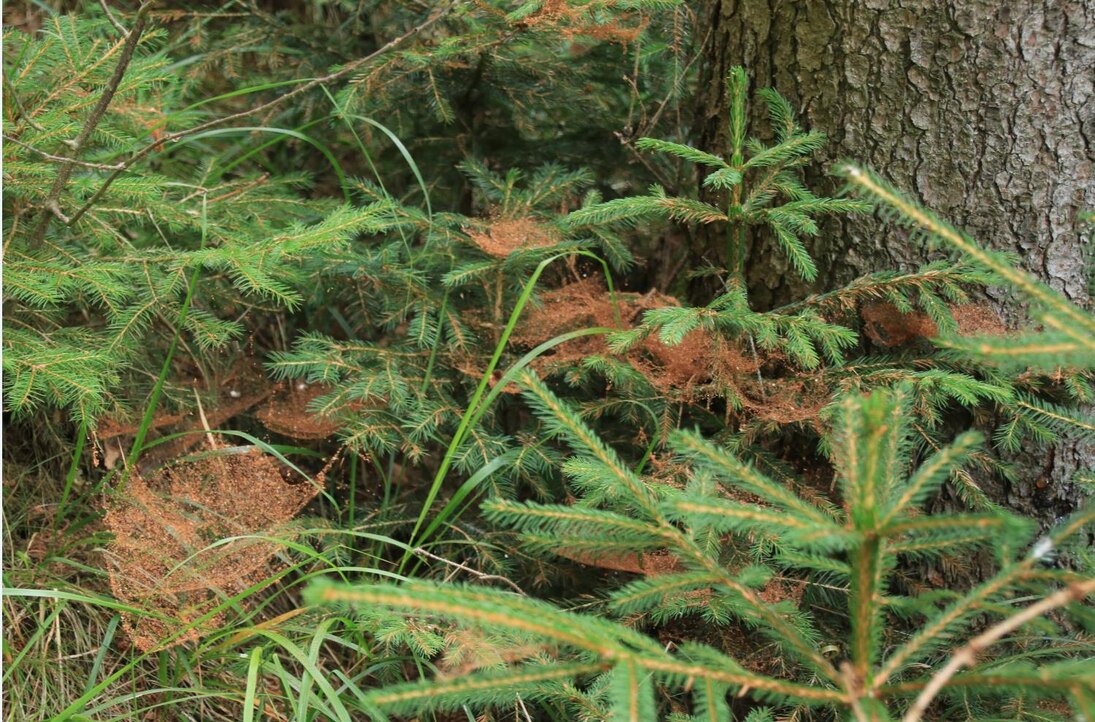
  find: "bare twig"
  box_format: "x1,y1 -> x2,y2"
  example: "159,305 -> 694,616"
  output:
31,1 -> 154,244
46,200 -> 71,224
66,1 -> 459,228
3,134 -> 126,171
412,547 -> 526,595
613,130 -> 676,191
515,694 -> 534,722
98,0 -> 129,36
193,389 -> 217,450
902,578 -> 1095,722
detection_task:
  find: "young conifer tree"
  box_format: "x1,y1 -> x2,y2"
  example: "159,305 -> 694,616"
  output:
304,150 -> 1095,722
558,69 -> 953,369
308,370 -> 1093,720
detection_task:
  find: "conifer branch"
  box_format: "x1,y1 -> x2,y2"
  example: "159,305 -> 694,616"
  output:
875,565 -> 1027,685
517,371 -> 661,518
634,657 -> 847,703
65,1 -> 459,227
902,578 -> 1095,722
839,164 -> 1095,349
309,580 -> 847,707
518,373 -> 842,680
772,262 -> 990,316
881,671 -> 1094,696
368,663 -> 610,714
878,431 -> 981,527
670,430 -> 835,525
32,1 -> 153,244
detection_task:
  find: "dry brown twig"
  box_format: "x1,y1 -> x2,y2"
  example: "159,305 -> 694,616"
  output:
902,578 -> 1095,722
412,547 -> 526,595
98,0 -> 129,35
2,135 -> 127,171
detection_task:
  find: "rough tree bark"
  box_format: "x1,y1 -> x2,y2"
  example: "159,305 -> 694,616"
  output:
691,0 -> 1095,521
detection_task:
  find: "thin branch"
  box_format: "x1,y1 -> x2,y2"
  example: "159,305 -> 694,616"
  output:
613,130 -> 677,192
881,672 -> 1087,697
3,135 -> 126,171
31,1 -> 153,244
772,268 -> 956,316
98,0 -> 128,35
65,1 -> 459,227
192,388 -> 217,450
412,547 -> 526,595
2,71 -> 44,131
902,578 -> 1095,722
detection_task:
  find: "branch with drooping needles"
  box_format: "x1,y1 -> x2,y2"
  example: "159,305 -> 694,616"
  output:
63,0 -> 459,228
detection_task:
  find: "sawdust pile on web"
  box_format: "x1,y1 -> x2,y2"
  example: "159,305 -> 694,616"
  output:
464,216 -> 561,258
104,444 -> 324,651
256,382 -> 349,440
862,301 -> 1008,347
510,277 -> 770,408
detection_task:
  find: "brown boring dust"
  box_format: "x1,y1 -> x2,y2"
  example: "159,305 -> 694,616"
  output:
104,445 -> 323,651
464,216 -> 561,258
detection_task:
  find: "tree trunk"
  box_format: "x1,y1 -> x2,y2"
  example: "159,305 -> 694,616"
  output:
692,0 -> 1095,521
